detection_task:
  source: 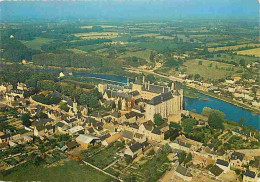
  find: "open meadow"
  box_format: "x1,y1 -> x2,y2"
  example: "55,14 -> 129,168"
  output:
237,48 -> 260,57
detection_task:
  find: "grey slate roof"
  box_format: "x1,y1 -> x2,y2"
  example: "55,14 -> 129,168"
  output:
243,170 -> 256,178
129,142 -> 142,153
216,159 -> 229,167
231,152 -> 245,161
121,130 -> 133,139
147,91 -> 173,105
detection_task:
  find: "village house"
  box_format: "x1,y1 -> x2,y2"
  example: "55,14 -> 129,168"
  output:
242,170 -> 257,182
121,130 -> 134,141
209,165 -> 224,178
124,142 -> 143,158
0,133 -> 10,143
102,133 -> 121,146
76,134 -> 100,149
68,125 -> 84,136
216,159 -> 230,172
230,151 -> 245,169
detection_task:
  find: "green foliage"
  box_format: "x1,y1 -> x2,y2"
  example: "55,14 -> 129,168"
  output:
32,94 -> 61,105
59,102 -> 70,112
198,60 -> 203,65
182,118 -> 197,133
208,111 -> 225,129
177,151 -> 186,164
169,122 -> 182,131
154,114 -> 164,126
20,113 -> 31,127
184,153 -> 192,165
145,74 -> 156,83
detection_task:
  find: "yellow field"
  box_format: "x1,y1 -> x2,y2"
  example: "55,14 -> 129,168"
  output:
237,48 -> 260,57
74,32 -> 118,39
135,33 -> 174,39
208,43 -> 260,52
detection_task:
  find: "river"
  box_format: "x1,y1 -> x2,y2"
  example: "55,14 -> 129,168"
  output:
184,94 -> 260,130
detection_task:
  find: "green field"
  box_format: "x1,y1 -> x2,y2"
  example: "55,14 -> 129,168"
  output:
133,41 -> 177,51
2,160 -> 116,182
119,49 -> 152,61
182,59 -> 240,80
208,53 -> 259,65
21,37 -> 54,50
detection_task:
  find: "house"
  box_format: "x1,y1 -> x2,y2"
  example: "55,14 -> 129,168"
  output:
102,133 -> 121,146
55,122 -> 70,133
216,159 -> 230,172
66,141 -> 80,150
138,122 -> 154,136
243,170 -> 256,182
149,128 -> 164,142
23,135 -> 33,143
68,126 -> 84,135
0,133 -> 10,143
134,133 -> 146,143
124,142 -> 143,158
230,151 -> 245,169
209,165 -> 224,177
76,134 -> 100,149
174,165 -> 193,181
123,111 -> 144,123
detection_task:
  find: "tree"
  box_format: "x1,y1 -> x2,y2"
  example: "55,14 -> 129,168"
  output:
154,114 -> 164,126
177,151 -> 186,164
208,111 -> 225,129
169,122 -> 182,131
194,74 -> 200,80
239,59 -> 246,67
21,113 -> 31,127
182,118 -> 197,133
59,102 -> 69,112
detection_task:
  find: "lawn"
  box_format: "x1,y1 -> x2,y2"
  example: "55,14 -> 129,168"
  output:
21,37 -> 54,50
237,48 -> 260,57
182,59 -> 240,80
2,160 -> 116,182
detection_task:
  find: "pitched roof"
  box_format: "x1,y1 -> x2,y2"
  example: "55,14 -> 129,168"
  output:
87,127 -> 95,134
147,91 -> 173,105
66,141 -> 79,149
121,130 -> 133,139
0,134 -> 10,139
142,122 -> 153,131
129,142 -> 142,153
76,134 -> 100,144
243,170 -> 256,178
231,152 -> 245,161
134,133 -> 144,139
104,133 -> 121,145
175,165 -> 193,177
152,128 -> 162,135
216,159 -> 229,167
209,165 -> 224,176
124,111 -> 144,119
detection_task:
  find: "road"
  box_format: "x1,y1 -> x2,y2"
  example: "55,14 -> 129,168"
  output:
124,67 -> 184,83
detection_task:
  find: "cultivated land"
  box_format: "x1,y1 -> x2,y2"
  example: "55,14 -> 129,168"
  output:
74,32 -> 119,40
208,43 -> 260,51
21,37 -> 54,50
2,160 -> 115,182
237,48 -> 260,57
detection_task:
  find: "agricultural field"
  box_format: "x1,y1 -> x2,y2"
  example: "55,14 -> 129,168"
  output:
74,32 -> 119,40
2,160 -> 116,182
208,43 -> 260,52
21,37 -> 55,50
237,48 -> 260,57
207,53 -> 259,65
119,49 -> 153,61
182,59 -> 240,80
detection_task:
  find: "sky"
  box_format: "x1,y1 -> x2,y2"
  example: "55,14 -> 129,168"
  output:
0,0 -> 259,21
